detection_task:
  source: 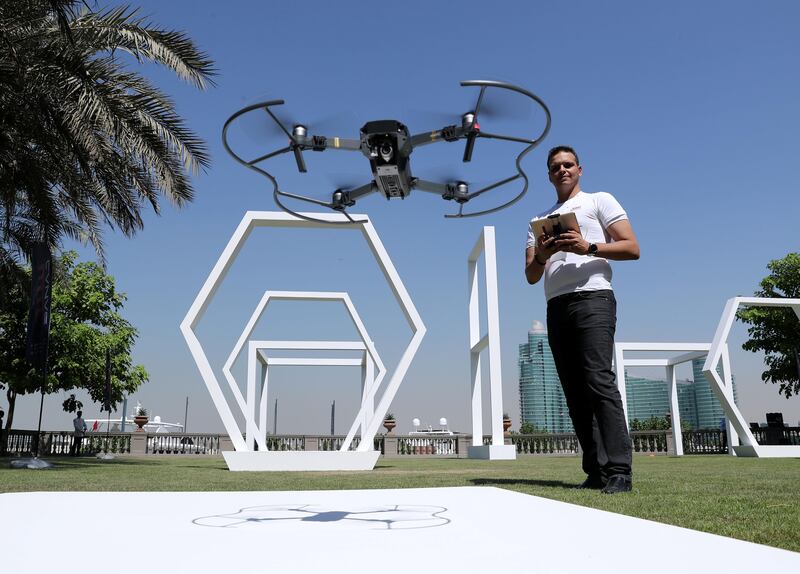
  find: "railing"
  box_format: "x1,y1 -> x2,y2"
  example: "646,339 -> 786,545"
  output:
397,436 -> 459,455
147,434 -> 219,455
16,428 -> 800,457
683,430 -> 728,454
750,426 -> 800,446
630,430 -> 670,454
681,427 -> 800,454
311,436 -> 383,451
2,430 -> 37,456
512,433 -> 580,455
0,430 -> 133,456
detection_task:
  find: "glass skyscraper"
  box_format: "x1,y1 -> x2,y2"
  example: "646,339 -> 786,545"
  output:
518,321 -> 573,433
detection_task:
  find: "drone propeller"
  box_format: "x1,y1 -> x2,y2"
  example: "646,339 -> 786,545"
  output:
260,110 -> 356,141
235,102 -> 355,172
407,87 -> 531,129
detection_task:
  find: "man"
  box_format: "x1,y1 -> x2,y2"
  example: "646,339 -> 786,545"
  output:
70,410 -> 87,456
525,146 -> 640,494
0,407 -> 5,456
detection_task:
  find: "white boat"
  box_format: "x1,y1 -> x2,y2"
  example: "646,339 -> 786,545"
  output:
408,417 -> 456,436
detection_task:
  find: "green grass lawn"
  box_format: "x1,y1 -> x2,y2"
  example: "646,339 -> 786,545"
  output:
2,454 -> 799,552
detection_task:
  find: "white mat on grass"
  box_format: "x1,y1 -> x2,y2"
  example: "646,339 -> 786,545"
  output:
2,486 -> 796,573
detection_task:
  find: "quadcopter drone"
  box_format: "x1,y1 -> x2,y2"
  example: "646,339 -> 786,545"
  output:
222,80 -> 551,224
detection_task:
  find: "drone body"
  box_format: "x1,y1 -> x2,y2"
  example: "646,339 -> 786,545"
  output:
222,80 -> 551,223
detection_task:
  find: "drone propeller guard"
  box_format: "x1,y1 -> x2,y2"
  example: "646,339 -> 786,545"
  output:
222,80 -> 551,223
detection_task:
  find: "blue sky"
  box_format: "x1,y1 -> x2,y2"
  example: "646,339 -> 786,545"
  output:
10,0 -> 800,433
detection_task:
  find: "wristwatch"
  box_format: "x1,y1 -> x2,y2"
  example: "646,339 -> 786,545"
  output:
587,243 -> 598,256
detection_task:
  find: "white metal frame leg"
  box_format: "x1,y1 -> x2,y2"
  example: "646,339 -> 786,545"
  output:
466,227 -> 515,460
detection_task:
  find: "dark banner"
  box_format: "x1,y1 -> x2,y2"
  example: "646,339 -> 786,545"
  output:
25,242 -> 52,371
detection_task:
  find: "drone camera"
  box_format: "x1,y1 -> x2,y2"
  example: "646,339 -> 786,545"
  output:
360,120 -> 413,200
379,142 -> 394,162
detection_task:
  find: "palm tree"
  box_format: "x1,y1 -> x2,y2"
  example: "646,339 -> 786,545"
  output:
0,0 -> 216,264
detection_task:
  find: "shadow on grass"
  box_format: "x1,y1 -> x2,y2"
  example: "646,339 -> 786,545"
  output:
470,477 -> 576,489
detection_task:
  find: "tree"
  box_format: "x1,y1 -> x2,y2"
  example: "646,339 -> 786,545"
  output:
0,0 -> 215,264
630,416 -> 691,433
737,253 -> 800,398
518,421 -> 549,434
0,251 -> 148,429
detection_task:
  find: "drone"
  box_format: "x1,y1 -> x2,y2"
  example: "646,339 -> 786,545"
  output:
222,80 -> 551,224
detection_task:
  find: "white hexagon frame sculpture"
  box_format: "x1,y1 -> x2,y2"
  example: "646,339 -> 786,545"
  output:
703,296 -> 800,458
221,290 -> 385,452
613,342 -> 739,456
466,226 -> 515,460
180,212 -> 426,471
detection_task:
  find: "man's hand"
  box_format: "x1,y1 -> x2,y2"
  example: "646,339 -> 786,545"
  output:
535,233 -> 559,262
553,230 -> 591,255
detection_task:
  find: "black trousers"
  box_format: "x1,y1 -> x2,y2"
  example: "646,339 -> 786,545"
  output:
547,290 -> 632,478
70,434 -> 83,456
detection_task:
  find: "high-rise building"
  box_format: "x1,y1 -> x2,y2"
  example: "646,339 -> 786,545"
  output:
623,374 -> 671,422
624,373 -> 696,425
622,357 -> 738,430
518,322 -> 573,433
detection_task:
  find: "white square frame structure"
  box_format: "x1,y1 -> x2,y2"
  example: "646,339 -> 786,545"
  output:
246,340 -> 375,447
221,290 -> 386,453
703,296 -> 800,458
180,212 -> 425,471
467,227 -> 515,460
613,342 -> 739,456
253,346 -> 375,449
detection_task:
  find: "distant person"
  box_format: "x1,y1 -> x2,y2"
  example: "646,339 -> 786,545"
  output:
70,410 -> 87,456
525,145 -> 640,494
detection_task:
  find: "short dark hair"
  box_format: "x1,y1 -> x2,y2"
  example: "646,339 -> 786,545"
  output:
547,146 -> 579,169
77,410 -> 82,416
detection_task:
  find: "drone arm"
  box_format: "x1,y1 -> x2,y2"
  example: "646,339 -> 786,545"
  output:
319,137 -> 361,151
409,127 -> 468,149
347,181 -> 379,201
413,179 -> 449,194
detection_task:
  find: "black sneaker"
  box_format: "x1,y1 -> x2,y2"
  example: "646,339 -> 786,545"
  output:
601,475 -> 632,494
576,475 -> 606,490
